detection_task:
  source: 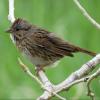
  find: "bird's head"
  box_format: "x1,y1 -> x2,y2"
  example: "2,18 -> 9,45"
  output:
6,18 -> 31,34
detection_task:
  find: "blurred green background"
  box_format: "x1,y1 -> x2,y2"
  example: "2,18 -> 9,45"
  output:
0,0 -> 100,99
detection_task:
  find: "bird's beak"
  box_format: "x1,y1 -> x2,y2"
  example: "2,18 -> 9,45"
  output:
5,28 -> 13,33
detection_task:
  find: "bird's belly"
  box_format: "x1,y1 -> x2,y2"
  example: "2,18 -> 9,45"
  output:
29,56 -> 52,66
23,48 -> 53,66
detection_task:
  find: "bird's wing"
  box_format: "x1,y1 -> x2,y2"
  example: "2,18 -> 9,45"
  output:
28,30 -> 76,57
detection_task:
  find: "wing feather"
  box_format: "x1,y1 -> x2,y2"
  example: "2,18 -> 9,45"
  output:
27,30 -> 75,57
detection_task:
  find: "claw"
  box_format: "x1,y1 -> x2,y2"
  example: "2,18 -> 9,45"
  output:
35,66 -> 45,76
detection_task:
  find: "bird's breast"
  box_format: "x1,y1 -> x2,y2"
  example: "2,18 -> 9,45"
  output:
22,48 -> 53,66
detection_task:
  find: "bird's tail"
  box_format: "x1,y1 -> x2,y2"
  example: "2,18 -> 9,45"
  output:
76,47 -> 96,57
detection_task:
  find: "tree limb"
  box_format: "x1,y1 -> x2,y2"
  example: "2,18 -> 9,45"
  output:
38,54 -> 100,99
73,0 -> 100,29
18,58 -> 66,100
8,0 -> 15,23
87,68 -> 100,100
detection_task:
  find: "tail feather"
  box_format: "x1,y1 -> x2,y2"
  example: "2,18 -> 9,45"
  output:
76,47 -> 96,57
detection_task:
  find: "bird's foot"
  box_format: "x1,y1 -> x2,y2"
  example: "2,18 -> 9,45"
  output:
35,66 -> 45,76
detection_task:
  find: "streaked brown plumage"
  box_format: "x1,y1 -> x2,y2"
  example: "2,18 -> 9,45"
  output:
6,18 -> 96,70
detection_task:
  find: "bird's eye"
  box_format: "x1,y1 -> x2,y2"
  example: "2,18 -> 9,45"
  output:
15,25 -> 22,31
15,24 -> 30,31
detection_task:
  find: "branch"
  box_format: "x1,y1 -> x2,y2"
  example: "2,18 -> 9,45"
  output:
8,0 -> 15,23
18,54 -> 100,100
18,58 -> 66,100
55,54 -> 100,92
73,0 -> 100,29
38,54 -> 100,99
18,58 -> 43,87
87,68 -> 100,100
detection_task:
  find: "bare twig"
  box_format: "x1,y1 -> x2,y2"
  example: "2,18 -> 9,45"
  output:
38,54 -> 100,99
87,68 -> 100,100
8,0 -> 15,23
18,58 -> 66,100
18,56 -> 100,100
8,0 -> 16,44
73,0 -> 100,29
55,54 -> 100,93
18,58 -> 43,87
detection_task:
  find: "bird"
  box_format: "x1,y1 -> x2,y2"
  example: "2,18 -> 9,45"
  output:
6,18 -> 96,72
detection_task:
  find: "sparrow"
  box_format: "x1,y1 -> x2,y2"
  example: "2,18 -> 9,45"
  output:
6,18 -> 96,72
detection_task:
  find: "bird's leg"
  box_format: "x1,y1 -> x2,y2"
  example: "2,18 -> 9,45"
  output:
35,65 -> 45,76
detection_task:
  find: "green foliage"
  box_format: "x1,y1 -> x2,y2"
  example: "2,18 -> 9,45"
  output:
0,0 -> 100,99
